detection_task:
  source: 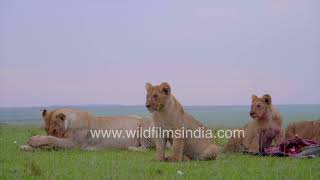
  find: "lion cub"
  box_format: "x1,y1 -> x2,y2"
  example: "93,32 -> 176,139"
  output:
285,120 -> 320,143
224,94 -> 284,153
145,82 -> 218,161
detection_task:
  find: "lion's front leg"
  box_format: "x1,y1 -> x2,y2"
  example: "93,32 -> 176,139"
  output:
27,135 -> 76,149
167,137 -> 184,162
274,129 -> 284,146
154,138 -> 166,161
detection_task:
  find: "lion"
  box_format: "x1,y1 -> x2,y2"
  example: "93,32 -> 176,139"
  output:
224,94 -> 284,153
285,120 -> 320,143
145,82 -> 219,161
223,125 -> 247,153
22,108 -> 156,151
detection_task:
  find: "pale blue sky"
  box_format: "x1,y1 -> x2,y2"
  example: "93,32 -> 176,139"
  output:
0,0 -> 319,107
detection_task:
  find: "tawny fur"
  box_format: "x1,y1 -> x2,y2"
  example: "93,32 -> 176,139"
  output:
285,120 -> 320,143
145,82 -> 218,161
223,125 -> 246,153
23,108 -> 156,150
224,94 -> 284,153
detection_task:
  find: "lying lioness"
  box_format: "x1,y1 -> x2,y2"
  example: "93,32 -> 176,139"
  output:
23,108 -> 156,150
285,120 -> 320,143
145,82 -> 219,161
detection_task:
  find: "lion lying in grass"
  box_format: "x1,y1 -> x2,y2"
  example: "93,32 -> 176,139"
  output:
145,82 -> 219,161
224,94 -> 284,153
285,120 -> 320,143
21,108 -> 156,151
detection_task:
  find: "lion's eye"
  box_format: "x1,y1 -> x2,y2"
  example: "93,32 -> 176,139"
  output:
257,104 -> 261,108
153,94 -> 158,99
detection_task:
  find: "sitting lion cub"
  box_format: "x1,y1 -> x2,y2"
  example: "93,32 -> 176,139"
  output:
224,94 -> 284,153
145,82 -> 218,161
23,108 -> 155,150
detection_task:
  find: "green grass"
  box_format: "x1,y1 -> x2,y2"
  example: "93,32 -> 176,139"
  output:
0,125 -> 319,179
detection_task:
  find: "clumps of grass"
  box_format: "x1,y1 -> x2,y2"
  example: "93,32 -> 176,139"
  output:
24,161 -> 42,177
27,129 -> 40,137
155,169 -> 163,175
1,125 -> 320,179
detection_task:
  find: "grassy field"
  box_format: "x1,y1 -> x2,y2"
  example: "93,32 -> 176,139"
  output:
0,125 -> 319,179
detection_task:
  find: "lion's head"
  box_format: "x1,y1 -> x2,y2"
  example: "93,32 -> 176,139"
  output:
42,109 -> 66,138
145,82 -> 171,112
250,94 -> 272,120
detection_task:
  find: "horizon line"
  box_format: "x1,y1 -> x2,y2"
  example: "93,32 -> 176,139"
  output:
0,103 -> 319,108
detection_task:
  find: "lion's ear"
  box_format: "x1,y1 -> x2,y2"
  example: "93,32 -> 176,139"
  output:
262,94 -> 272,105
56,113 -> 66,121
251,95 -> 258,102
42,109 -> 49,118
145,82 -> 152,92
160,82 -> 171,95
